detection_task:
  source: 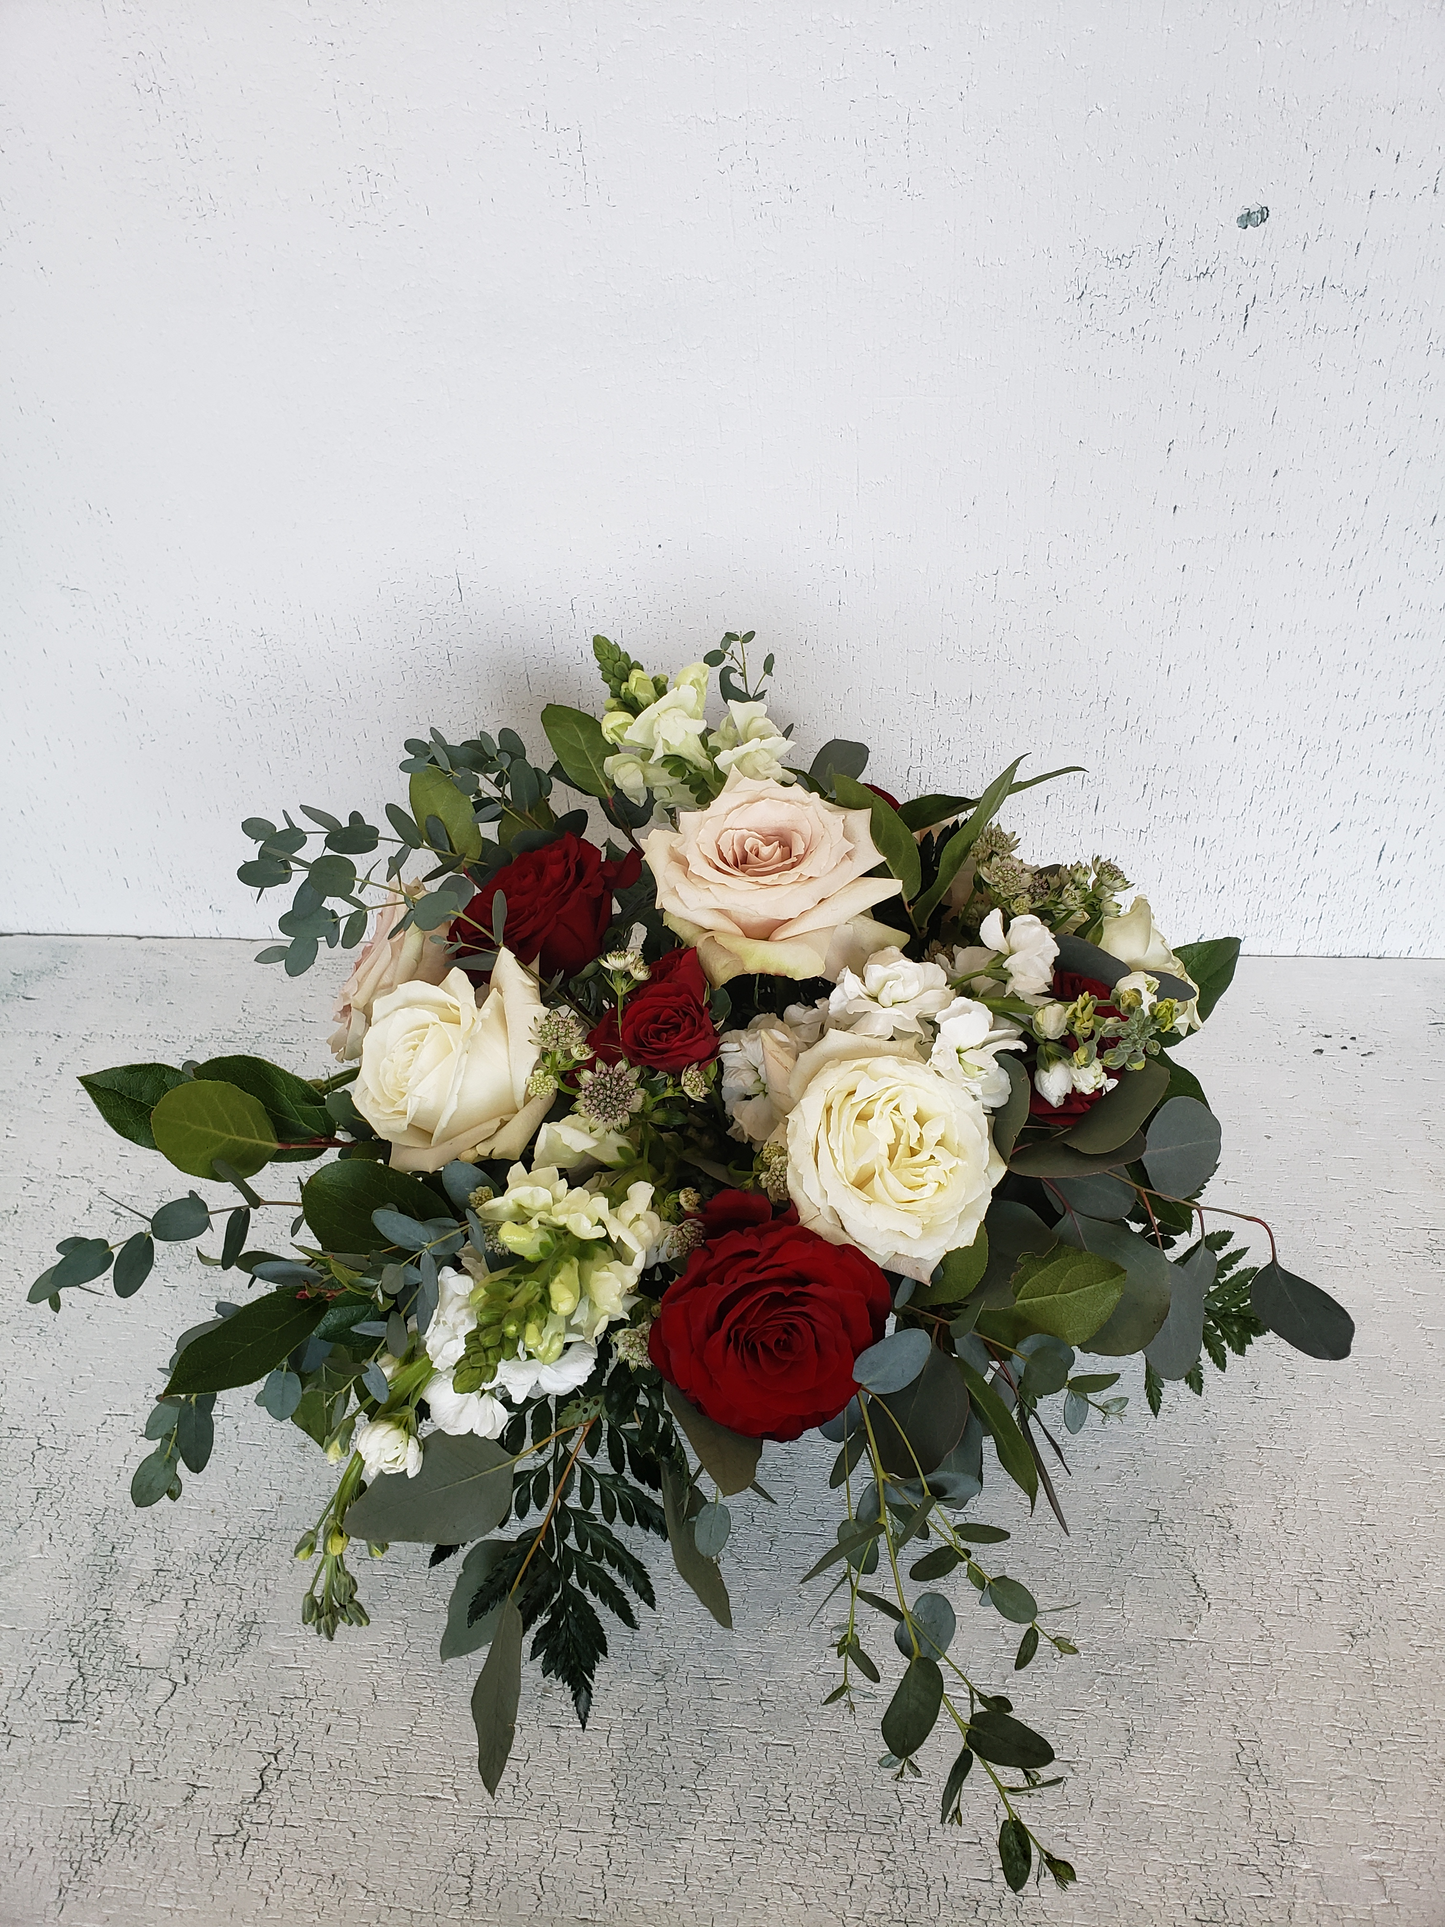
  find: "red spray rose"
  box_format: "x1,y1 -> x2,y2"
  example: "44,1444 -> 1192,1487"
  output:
648,1190 -> 892,1440
456,833 -> 641,981
588,945 -> 718,1073
1027,969 -> 1120,1119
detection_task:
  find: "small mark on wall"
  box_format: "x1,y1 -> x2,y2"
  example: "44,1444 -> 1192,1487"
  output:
1237,204 -> 1270,228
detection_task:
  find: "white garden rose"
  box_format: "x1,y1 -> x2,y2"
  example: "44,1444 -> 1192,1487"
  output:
783,1032 -> 1005,1283
353,1417 -> 422,1480
1097,897 -> 1201,1030
352,951 -> 552,1172
328,886 -> 451,1061
642,771 -> 904,987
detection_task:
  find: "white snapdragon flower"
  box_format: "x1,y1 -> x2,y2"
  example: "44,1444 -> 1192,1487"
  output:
602,664 -> 712,804
927,996 -> 1024,1109
425,1374 -> 509,1440
707,700 -> 796,785
1115,969 -> 1159,1013
827,948 -> 955,1038
353,1417 -> 422,1480
1032,1054 -> 1118,1109
491,1341 -> 599,1403
424,1265 -> 478,1375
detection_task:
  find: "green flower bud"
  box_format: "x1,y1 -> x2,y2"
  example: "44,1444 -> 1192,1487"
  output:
293,1532 -> 317,1561
326,1529 -> 349,1557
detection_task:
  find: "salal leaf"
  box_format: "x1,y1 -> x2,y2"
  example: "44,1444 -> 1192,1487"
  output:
912,1227 -> 988,1308
345,1433 -> 512,1544
1056,1216 -> 1173,1356
832,771 -> 921,902
164,1289 -> 328,1395
663,1385 -> 762,1496
77,1062 -> 186,1150
192,1055 -> 330,1147
1174,937 -> 1241,1021
541,703 -> 612,799
150,1080 -> 278,1181
809,739 -> 869,787
978,1246 -> 1126,1349
301,1159 -> 446,1252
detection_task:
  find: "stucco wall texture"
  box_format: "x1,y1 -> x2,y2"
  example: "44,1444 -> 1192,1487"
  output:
2,2 -> 1442,953
3,941 -> 1444,1925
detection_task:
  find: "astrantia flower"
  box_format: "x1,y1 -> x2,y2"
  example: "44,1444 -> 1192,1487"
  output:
574,1060 -> 645,1131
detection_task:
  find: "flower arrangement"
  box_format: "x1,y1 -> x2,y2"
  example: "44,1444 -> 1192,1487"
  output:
35,632 -> 1354,1894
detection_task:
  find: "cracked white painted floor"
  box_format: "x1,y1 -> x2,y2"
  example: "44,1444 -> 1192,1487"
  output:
2,938 -> 1442,1926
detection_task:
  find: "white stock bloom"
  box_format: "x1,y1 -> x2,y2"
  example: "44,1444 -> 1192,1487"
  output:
532,1115 -> 632,1172
353,1418 -> 422,1481
490,1341 -> 599,1404
1033,1054 -> 1118,1109
1031,1001 -> 1074,1041
353,953 -> 551,1171
425,1374 -> 508,1440
718,1001 -> 828,1144
707,700 -> 796,785
1097,896 -> 1201,1031
977,909 -> 1058,1002
783,1032 -> 1005,1283
602,663 -> 712,805
420,1267 -> 508,1439
828,948 -> 955,1038
927,997 -> 1024,1109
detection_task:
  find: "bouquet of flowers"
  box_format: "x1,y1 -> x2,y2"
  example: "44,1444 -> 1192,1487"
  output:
35,633 -> 1353,1894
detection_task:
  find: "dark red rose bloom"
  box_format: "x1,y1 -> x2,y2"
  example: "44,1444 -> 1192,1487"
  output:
863,782 -> 902,810
648,1191 -> 892,1440
1027,969 -> 1121,1119
456,833 -> 641,980
588,945 -> 718,1073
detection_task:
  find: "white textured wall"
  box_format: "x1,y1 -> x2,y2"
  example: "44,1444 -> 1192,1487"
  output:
2,1 -> 1442,953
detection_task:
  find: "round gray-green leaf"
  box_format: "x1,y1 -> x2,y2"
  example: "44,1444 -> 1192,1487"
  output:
1143,1096 -> 1222,1200
880,1656 -> 944,1759
1251,1262 -> 1354,1360
893,1590 -> 955,1661
130,1448 -> 177,1508
693,1500 -> 731,1559
985,1575 -> 1038,1623
151,1193 -> 211,1242
853,1328 -> 932,1394
113,1232 -> 155,1298
345,1432 -> 512,1544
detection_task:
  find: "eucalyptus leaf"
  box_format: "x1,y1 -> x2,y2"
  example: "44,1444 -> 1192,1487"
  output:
472,1596 -> 524,1795
1047,1171 -> 1136,1219
970,1707 -> 1055,1770
1144,1243 -> 1216,1379
1008,1131 -> 1146,1178
345,1433 -> 512,1544
175,1398 -> 214,1472
1143,1096 -> 1222,1200
660,1462 -> 732,1627
893,1591 -> 955,1661
302,1160 -> 446,1251
258,1369 -> 303,1420
151,1193 -> 211,1242
999,1816 -> 1032,1891
130,1449 -> 177,1509
958,1361 -> 1036,1507
1251,1262 -> 1354,1360
869,1344 -> 970,1476
852,1328 -> 932,1394
881,1656 -> 944,1759
985,1575 -> 1038,1624
692,1500 -> 732,1558
1061,1059 -> 1169,1153
441,1540 -> 515,1659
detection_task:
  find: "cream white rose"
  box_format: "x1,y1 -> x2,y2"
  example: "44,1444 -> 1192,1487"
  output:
642,770 -> 904,987
1097,897 -> 1201,1030
328,887 -> 451,1062
353,951 -> 552,1172
783,1032 -> 1005,1283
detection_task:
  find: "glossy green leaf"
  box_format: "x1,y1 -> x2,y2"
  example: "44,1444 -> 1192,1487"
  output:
663,1385 -> 762,1496
1174,937 -> 1240,1021
881,1656 -> 944,1759
301,1159 -> 446,1252
472,1596 -> 524,1795
77,1062 -> 186,1150
346,1433 -> 512,1544
939,1744 -> 974,1820
165,1289 -> 328,1395
913,1229 -> 989,1309
1145,1243 -> 1216,1379
809,738 -> 869,786
150,1080 -> 278,1181
832,772 -> 921,902
410,764 -> 482,860
911,756 -> 1026,927
1008,1131 -> 1146,1178
541,703 -> 613,798
193,1055 -> 330,1146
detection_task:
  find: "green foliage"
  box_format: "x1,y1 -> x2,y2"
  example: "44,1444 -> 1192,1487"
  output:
868,1348 -> 970,1478
151,1080 -> 278,1181
662,1384 -> 762,1495
958,1359 -> 1038,1508
192,1056 -> 330,1154
831,771 -> 922,902
541,703 -> 613,799
1056,1216 -> 1172,1356
77,1062 -> 186,1150
911,756 -> 1026,929
1174,937 -> 1241,1021
164,1289 -> 329,1396
471,1597 -> 524,1795
1061,1059 -> 1170,1154
1143,1096 -> 1222,1199
977,1246 -> 1126,1348
301,1159 -> 447,1252
881,1656 -> 944,1759
346,1433 -> 513,1544
1251,1261 -> 1354,1360
913,1227 -> 988,1309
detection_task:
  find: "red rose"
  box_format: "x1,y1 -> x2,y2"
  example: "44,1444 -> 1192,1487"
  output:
648,1191 -> 892,1440
863,782 -> 902,810
456,833 -> 641,980
588,945 -> 718,1073
1027,969 -> 1121,1119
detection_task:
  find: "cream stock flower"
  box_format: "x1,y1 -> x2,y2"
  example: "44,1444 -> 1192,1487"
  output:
927,996 -> 1024,1108
328,887 -> 451,1062
352,952 -> 552,1172
718,1000 -> 828,1144
827,948 -> 955,1038
353,1418 -> 422,1480
783,1032 -> 1005,1283
642,771 -> 904,987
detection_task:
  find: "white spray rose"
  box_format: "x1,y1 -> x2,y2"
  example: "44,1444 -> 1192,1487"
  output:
328,887 -> 451,1062
783,1032 -> 1005,1283
353,1418 -> 422,1480
1098,898 -> 1201,1030
642,771 -> 904,987
352,952 -> 552,1172
828,948 -> 955,1038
